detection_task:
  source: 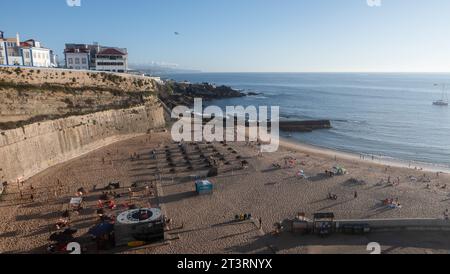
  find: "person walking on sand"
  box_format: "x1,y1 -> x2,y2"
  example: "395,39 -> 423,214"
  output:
354,191 -> 358,199
259,217 -> 262,229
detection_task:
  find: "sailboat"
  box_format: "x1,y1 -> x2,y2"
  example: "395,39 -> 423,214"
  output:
433,84 -> 449,106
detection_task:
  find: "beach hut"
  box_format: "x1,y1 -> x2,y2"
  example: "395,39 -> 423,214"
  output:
114,208 -> 164,246
195,180 -> 214,195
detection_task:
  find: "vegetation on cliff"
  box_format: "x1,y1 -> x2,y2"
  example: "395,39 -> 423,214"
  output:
0,67 -> 160,130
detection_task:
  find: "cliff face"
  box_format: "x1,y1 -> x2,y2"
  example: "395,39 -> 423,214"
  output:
0,104 -> 165,184
0,67 -> 158,129
0,67 -> 166,185
0,66 -> 156,92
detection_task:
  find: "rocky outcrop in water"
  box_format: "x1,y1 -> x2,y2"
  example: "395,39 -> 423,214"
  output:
157,81 -> 245,109
278,120 -> 332,132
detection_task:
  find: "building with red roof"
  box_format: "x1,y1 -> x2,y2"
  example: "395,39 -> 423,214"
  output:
64,43 -> 128,72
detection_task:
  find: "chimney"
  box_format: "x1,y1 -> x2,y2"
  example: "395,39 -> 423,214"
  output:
16,33 -> 20,45
0,31 -> 4,39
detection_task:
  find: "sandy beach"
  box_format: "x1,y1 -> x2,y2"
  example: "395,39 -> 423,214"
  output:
1,131 -> 450,254
280,137 -> 450,174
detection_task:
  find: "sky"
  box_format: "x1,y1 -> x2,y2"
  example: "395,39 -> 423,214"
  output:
1,0 -> 450,72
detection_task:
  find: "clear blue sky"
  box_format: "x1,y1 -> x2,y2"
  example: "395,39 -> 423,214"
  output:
1,0 -> 450,72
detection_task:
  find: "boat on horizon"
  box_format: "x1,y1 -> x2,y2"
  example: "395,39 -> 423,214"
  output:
433,84 -> 449,106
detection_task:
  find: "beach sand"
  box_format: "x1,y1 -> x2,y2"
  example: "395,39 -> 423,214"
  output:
1,131 -> 450,254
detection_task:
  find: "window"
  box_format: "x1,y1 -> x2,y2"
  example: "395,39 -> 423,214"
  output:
68,58 -> 73,64
25,52 -> 30,58
97,62 -> 124,66
82,58 -> 87,64
75,58 -> 80,64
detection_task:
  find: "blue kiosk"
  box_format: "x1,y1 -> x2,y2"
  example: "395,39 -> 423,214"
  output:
195,180 -> 214,195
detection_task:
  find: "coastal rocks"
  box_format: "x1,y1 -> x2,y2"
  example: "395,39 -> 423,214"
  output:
156,81 -> 331,133
246,91 -> 263,96
157,81 -> 245,109
278,120 -> 332,132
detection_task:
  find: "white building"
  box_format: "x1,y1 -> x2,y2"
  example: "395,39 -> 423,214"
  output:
21,40 -> 55,67
64,43 -> 100,70
95,47 -> 128,73
0,31 -> 23,66
0,31 -> 57,67
65,48 -> 90,70
64,43 -> 128,72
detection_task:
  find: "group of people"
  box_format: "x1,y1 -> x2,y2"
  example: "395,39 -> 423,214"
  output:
18,182 -> 35,202
56,210 -> 71,230
284,158 -> 297,169
130,152 -> 141,161
327,193 -> 338,200
383,198 -> 402,209
387,176 -> 401,186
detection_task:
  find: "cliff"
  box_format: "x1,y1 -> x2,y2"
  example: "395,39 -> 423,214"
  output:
0,67 -> 166,185
0,67 -> 158,129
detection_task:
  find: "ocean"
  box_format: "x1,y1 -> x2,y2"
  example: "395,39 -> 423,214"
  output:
166,73 -> 450,168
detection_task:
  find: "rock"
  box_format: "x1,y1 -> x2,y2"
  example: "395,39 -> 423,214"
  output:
246,92 -> 262,96
157,81 -> 245,108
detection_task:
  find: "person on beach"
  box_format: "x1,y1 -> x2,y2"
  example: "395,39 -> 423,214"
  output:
259,217 -> 262,229
354,191 -> 358,199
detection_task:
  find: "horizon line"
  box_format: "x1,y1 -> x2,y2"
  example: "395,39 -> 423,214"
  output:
163,71 -> 450,74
